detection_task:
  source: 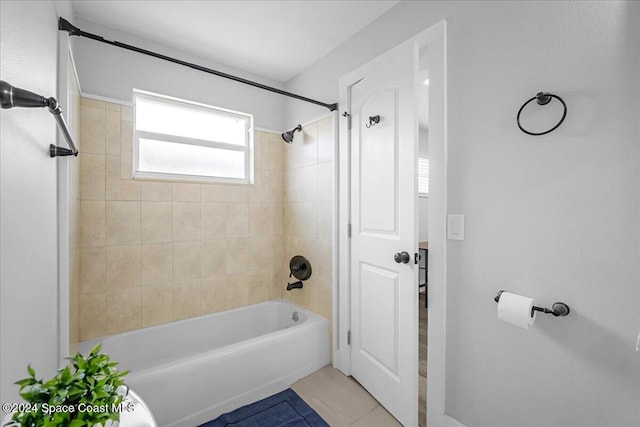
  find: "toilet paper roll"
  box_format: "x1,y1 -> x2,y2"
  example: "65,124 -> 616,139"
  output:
497,292 -> 536,329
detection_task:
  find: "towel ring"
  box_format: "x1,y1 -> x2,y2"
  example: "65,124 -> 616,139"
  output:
517,92 -> 567,136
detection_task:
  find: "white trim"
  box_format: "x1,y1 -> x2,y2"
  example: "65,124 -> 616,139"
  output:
79,92 -> 133,107
336,20 -> 448,426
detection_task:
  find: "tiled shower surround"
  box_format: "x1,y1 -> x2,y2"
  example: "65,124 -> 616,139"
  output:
77,97 -> 333,342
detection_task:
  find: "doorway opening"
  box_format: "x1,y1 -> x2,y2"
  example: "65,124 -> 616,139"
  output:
335,20 -> 447,427
417,51 -> 430,427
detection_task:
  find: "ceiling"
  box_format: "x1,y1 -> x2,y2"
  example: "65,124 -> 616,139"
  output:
70,0 -> 400,83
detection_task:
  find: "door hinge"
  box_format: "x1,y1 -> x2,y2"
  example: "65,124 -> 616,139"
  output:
348,223 -> 352,238
347,330 -> 351,345
342,111 -> 352,129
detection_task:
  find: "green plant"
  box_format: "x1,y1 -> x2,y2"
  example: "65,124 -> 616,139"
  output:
9,345 -> 129,427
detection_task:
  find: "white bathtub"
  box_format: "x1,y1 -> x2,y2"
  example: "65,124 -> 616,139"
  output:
79,299 -> 330,427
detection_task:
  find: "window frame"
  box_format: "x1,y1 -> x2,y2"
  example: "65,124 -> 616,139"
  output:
132,89 -> 254,184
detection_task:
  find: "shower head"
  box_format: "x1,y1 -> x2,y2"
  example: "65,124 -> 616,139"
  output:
281,124 -> 302,144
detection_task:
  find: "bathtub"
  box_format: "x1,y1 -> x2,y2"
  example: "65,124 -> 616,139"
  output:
79,299 -> 330,427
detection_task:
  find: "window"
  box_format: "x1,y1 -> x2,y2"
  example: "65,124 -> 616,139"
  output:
133,90 -> 253,183
418,157 -> 429,196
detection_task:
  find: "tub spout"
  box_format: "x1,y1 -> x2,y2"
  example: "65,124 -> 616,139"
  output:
287,281 -> 303,291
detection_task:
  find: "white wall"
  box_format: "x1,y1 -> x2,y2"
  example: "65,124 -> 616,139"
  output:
0,0 -> 61,405
71,18 -> 286,130
286,1 -> 640,426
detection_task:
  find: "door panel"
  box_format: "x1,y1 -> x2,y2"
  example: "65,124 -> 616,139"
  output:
360,262 -> 399,376
348,39 -> 418,427
359,88 -> 398,234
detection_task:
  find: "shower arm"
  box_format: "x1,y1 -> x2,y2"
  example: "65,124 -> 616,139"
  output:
0,80 -> 78,157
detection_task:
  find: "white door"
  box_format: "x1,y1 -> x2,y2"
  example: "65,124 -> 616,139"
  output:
346,40 -> 418,426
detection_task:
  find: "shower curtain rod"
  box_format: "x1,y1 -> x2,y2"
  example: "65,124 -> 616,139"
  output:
58,18 -> 338,112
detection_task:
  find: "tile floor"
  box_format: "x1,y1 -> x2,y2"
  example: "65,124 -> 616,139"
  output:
292,365 -> 402,427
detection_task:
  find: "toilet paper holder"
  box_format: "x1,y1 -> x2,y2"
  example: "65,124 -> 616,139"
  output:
494,291 -> 570,317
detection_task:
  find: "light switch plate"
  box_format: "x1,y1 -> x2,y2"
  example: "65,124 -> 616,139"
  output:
447,214 -> 464,240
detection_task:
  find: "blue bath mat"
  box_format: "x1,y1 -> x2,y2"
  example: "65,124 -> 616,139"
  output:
199,388 -> 329,427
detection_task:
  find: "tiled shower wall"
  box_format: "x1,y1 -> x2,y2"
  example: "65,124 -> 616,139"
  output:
282,116 -> 334,333
77,97 -> 285,340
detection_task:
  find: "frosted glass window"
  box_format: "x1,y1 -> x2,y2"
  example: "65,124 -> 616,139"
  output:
418,157 -> 429,195
133,90 -> 253,183
139,139 -> 245,179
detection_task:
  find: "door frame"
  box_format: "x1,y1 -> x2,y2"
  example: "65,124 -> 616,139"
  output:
335,20 -> 454,426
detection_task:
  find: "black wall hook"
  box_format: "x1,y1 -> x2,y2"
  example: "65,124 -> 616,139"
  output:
366,115 -> 380,128
517,91 -> 567,136
494,290 -> 570,317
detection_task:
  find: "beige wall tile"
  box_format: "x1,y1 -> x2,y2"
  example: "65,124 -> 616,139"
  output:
80,106 -> 106,154
253,132 -> 264,172
225,239 -> 249,274
105,245 -> 141,290
248,203 -> 270,237
80,201 -> 105,247
120,120 -> 133,151
121,150 -> 134,180
269,203 -> 284,236
248,272 -> 269,305
173,202 -> 201,241
106,288 -> 142,335
141,181 -> 172,201
226,273 -> 250,309
268,133 -> 284,171
173,241 -> 201,281
106,155 -> 140,201
80,154 -> 105,200
285,123 -> 317,170
105,102 -> 120,112
248,171 -> 269,203
80,247 -> 105,294
317,201 -> 333,241
106,201 -> 140,245
81,98 -> 105,109
121,105 -> 133,122
248,237 -> 271,272
201,275 -> 227,314
141,285 -> 172,327
141,243 -> 172,286
201,203 -> 226,240
201,240 -> 225,278
173,183 -> 200,202
286,165 -> 317,202
318,119 -> 335,164
141,202 -> 172,243
80,293 -> 106,340
317,162 -> 333,202
268,168 -> 283,203
201,184 -> 226,202
173,279 -> 200,320
105,110 -> 121,155
226,185 -> 249,203
226,203 -> 248,238
269,269 -> 283,300
317,239 -> 332,280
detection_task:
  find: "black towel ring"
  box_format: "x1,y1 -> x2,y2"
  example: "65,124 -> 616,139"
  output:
517,92 -> 567,136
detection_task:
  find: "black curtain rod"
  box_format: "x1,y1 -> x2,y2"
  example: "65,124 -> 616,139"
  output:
58,18 -> 337,112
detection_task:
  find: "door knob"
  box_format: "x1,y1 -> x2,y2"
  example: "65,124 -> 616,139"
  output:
394,251 -> 411,264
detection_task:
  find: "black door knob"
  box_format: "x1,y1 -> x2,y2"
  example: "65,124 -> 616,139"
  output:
394,251 -> 411,264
